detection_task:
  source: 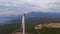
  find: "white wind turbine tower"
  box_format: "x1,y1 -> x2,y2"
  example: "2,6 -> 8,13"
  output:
21,12 -> 25,34
21,12 -> 29,34
19,12 -> 30,34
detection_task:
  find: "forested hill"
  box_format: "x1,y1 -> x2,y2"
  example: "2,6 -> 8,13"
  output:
25,12 -> 60,18
0,12 -> 60,24
6,12 -> 60,24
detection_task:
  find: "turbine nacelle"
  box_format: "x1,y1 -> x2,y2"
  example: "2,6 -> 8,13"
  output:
19,11 -> 30,15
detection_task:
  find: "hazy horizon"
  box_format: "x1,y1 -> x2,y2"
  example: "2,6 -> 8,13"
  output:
0,0 -> 60,15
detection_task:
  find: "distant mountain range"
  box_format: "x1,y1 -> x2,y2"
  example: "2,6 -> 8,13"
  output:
0,12 -> 60,24
1,12 -> 60,19
25,12 -> 60,19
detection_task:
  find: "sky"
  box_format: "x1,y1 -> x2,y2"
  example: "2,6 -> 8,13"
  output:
0,0 -> 60,15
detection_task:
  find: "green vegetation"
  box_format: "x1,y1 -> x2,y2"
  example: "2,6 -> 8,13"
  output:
0,18 -> 60,34
41,28 -> 60,34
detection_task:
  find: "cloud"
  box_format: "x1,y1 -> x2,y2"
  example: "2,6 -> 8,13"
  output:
47,1 -> 60,13
0,0 -> 51,10
0,0 -> 60,15
0,10 -> 20,15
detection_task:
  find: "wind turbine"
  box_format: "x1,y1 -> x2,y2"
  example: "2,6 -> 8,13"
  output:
20,12 -> 30,34
21,12 -> 26,34
12,3 -> 30,34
